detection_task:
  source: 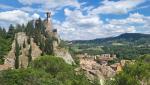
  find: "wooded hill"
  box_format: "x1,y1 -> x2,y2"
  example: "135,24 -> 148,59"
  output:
72,33 -> 150,46
69,33 -> 150,59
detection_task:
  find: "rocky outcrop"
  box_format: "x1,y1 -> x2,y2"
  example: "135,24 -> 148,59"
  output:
0,12 -> 75,70
43,12 -> 74,65
54,47 -> 75,64
2,32 -> 42,70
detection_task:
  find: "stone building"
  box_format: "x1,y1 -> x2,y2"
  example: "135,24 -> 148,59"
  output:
42,11 -> 74,64
43,12 -> 60,46
44,12 -> 53,33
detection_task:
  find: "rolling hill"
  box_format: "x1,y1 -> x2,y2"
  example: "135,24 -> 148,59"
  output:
71,33 -> 150,46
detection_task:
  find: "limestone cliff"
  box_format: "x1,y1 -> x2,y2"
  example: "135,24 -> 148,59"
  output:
4,32 -> 42,69
0,12 -> 75,70
1,31 -> 74,71
54,47 -> 75,64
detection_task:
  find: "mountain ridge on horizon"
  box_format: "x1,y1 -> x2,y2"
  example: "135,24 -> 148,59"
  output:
70,33 -> 150,45
71,33 -> 150,41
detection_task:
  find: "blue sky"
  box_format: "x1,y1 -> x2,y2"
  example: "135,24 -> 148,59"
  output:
0,0 -> 150,40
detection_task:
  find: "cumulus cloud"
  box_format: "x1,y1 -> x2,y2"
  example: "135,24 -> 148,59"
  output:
0,0 -> 149,40
90,0 -> 145,15
18,0 -> 80,10
109,13 -> 149,25
100,13 -> 150,37
31,13 -> 40,19
54,8 -> 104,40
54,8 -> 150,40
0,4 -> 15,10
0,10 -> 39,29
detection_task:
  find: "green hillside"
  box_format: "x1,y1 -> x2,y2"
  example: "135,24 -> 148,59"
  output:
69,33 -> 150,59
72,33 -> 150,45
0,55 -> 94,85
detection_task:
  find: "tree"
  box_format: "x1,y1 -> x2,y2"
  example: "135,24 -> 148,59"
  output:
7,24 -> 15,39
39,37 -> 45,55
0,27 -> 6,38
0,55 -> 92,85
31,55 -> 92,85
106,55 -> 150,85
15,24 -> 22,33
28,45 -> 32,66
44,37 -> 53,55
25,21 -> 34,36
0,68 -> 52,85
15,38 -> 20,69
0,27 -> 11,64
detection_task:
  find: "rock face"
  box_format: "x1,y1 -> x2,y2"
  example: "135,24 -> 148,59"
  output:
3,32 -> 42,69
0,12 -> 75,70
54,47 -> 74,64
0,31 -> 74,71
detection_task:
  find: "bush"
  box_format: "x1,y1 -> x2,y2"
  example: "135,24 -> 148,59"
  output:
106,54 -> 150,85
31,55 -> 92,85
0,55 -> 93,85
0,68 -> 52,85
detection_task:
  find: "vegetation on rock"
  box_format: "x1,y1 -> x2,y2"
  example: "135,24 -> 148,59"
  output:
0,55 -> 94,85
0,27 -> 11,64
28,45 -> 32,66
15,37 -> 20,69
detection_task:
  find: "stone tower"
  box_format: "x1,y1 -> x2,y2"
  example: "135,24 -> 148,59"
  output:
44,12 -> 53,33
43,12 -> 60,46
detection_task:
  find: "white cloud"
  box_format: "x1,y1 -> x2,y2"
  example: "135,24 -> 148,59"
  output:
18,0 -> 80,10
54,8 -> 150,40
31,13 -> 40,19
106,13 -> 150,34
109,13 -> 148,25
0,10 -> 40,29
54,8 -> 104,40
0,4 -> 15,10
0,0 -> 149,40
90,0 -> 145,15
0,10 -> 30,23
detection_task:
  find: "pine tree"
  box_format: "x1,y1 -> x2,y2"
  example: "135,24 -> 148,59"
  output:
7,24 -> 15,39
28,45 -> 32,65
25,21 -> 34,36
0,27 -> 6,38
2,28 -> 6,38
39,37 -> 45,55
21,24 -> 25,32
44,37 -> 54,55
15,38 -> 20,69
15,24 -> 22,33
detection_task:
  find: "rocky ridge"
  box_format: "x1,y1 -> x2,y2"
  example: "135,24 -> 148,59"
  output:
3,32 -> 42,69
